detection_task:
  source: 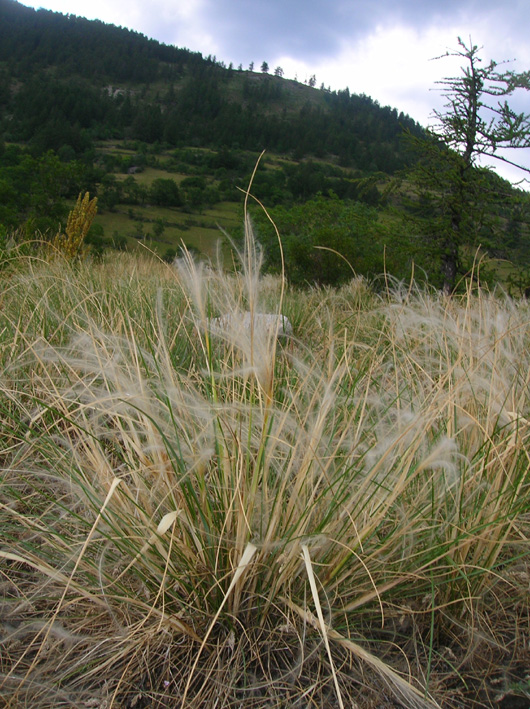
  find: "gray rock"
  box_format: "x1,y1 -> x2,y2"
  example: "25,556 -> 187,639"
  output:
209,312 -> 293,339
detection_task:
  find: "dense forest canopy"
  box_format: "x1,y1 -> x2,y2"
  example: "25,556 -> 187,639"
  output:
0,0 -> 200,81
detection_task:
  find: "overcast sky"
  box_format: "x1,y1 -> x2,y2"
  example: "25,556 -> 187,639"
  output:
20,0 -> 530,184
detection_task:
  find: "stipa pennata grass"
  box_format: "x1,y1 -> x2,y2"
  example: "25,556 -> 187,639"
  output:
1,212 -> 530,707
378,281 -> 530,599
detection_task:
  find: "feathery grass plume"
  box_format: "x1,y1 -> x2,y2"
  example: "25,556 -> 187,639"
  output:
1,198 -> 530,706
378,279 -> 530,600
51,191 -> 98,260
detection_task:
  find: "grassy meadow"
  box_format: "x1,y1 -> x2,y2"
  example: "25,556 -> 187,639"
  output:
91,142 -> 245,258
1,214 -> 530,708
95,202 -> 239,260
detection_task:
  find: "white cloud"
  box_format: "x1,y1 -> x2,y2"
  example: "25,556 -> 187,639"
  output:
274,25 -> 465,122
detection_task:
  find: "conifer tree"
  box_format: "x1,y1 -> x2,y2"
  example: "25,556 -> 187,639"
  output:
404,37 -> 530,293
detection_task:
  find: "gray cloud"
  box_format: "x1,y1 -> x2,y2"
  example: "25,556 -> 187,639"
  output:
22,0 -> 530,70
148,0 -> 527,67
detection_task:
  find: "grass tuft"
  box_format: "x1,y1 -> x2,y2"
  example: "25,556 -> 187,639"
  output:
1,223 -> 530,707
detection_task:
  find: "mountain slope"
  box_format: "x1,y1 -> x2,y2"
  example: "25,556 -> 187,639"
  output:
0,0 -> 421,172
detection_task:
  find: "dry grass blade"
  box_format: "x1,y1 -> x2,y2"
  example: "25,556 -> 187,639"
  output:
282,595 -> 441,709
301,544 -> 345,709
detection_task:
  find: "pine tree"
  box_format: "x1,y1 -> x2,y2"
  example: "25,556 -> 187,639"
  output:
403,37 -> 530,293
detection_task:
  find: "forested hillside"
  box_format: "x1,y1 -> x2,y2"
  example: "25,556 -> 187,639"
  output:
1,0 -> 529,291
0,0 -> 420,167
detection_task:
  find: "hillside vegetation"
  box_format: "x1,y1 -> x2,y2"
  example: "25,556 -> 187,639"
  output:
2,0 -> 529,292
0,0 -> 419,167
